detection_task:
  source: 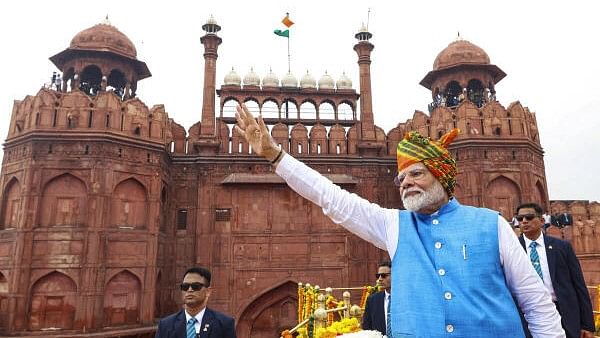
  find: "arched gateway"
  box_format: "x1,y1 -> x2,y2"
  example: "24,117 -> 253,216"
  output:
236,280 -> 298,338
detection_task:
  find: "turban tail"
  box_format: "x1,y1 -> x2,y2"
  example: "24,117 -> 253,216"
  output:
396,129 -> 459,196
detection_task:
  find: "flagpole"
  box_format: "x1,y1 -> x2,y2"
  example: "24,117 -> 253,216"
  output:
287,35 -> 291,73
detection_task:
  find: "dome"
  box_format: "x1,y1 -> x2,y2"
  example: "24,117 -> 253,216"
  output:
70,23 -> 137,59
336,72 -> 352,89
243,68 -> 260,86
433,39 -> 490,71
300,71 -> 316,89
223,67 -> 241,86
262,68 -> 279,87
281,72 -> 298,88
318,72 -> 334,90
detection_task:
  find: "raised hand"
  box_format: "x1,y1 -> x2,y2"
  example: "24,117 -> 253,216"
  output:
234,103 -> 281,161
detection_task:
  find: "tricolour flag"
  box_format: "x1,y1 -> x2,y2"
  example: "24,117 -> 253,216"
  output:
281,13 -> 294,28
274,29 -> 289,38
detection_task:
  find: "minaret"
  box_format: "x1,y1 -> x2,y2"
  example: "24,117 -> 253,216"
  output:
198,15 -> 222,154
353,24 -> 381,155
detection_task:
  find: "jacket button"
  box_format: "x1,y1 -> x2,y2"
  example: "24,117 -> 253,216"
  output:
435,242 -> 442,249
446,324 -> 454,333
438,269 -> 445,276
432,219 -> 439,225
444,292 -> 452,300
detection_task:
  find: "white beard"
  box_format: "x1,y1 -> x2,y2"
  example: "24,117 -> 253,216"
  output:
402,180 -> 447,212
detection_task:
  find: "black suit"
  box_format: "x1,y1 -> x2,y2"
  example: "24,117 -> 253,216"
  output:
155,308 -> 236,338
361,291 -> 387,335
518,235 -> 595,338
559,213 -> 573,226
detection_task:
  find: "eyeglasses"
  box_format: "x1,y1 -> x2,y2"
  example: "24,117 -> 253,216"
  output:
394,169 -> 428,187
180,282 -> 207,291
516,214 -> 538,222
375,273 -> 391,279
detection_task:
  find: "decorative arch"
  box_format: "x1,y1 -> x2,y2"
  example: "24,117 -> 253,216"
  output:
29,271 -> 77,330
467,79 -> 485,107
111,178 -> 148,228
261,99 -> 279,119
299,100 -> 317,119
1,177 -> 21,229
79,65 -> 102,96
318,101 -> 335,120
221,97 -> 240,117
243,98 -> 260,116
337,101 -> 354,120
107,69 -> 127,98
328,124 -> 347,155
39,173 -> 87,227
103,270 -> 141,326
444,80 -> 462,107
237,280 -> 298,338
280,99 -> 298,119
290,124 -> 309,155
309,124 -> 327,154
485,175 -> 521,219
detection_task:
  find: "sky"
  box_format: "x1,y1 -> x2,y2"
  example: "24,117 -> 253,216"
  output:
0,0 -> 598,201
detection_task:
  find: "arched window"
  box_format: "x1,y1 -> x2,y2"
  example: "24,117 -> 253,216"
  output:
29,272 -> 77,330
39,174 -> 87,227
104,271 -> 141,326
79,65 -> 102,96
222,98 -> 239,118
261,100 -> 279,119
111,178 -> 148,228
444,81 -> 462,107
280,100 -> 298,119
1,179 -> 21,229
467,79 -> 485,107
337,102 -> 353,120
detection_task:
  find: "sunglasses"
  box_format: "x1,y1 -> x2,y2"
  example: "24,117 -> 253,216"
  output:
375,273 -> 391,279
180,282 -> 207,291
516,214 -> 538,222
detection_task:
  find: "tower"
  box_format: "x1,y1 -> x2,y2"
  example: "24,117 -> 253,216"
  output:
1,20 -> 172,334
353,24 -> 382,156
415,38 -> 548,216
197,15 -> 222,154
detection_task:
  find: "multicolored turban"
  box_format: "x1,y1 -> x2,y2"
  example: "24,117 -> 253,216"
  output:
396,128 -> 460,196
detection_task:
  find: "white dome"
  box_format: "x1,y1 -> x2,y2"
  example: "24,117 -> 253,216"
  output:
300,70 -> 316,89
223,67 -> 241,86
336,72 -> 352,89
243,67 -> 260,86
206,15 -> 218,25
262,68 -> 279,87
281,72 -> 298,88
318,71 -> 334,90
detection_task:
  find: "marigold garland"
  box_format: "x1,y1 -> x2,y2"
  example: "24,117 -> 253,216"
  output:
315,317 -> 361,338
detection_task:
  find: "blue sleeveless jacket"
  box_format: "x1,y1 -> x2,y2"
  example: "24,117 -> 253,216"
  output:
390,199 -> 523,338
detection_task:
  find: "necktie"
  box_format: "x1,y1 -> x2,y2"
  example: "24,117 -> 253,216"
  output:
529,241 -> 543,280
386,294 -> 392,338
187,317 -> 197,338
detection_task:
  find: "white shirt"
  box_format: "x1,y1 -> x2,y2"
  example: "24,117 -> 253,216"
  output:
276,154 -> 565,338
523,234 -> 557,301
543,214 -> 551,224
184,308 -> 206,334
